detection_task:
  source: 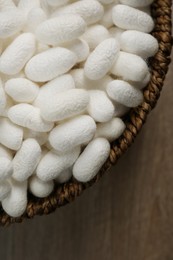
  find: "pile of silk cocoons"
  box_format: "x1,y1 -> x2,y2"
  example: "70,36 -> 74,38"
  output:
0,0 -> 158,217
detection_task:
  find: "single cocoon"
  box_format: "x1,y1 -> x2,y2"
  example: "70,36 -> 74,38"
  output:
8,104 -> 54,132
2,179 -> 27,218
0,33 -> 36,75
25,47 -> 77,82
112,5 -> 154,33
49,115 -> 96,153
36,14 -> 86,45
73,138 -> 110,182
111,51 -> 149,82
95,118 -> 126,142
36,147 -> 81,181
37,89 -> 89,122
87,90 -> 115,122
84,38 -> 120,80
120,30 -> 159,58
106,80 -> 144,107
12,138 -> 41,182
5,78 -> 39,103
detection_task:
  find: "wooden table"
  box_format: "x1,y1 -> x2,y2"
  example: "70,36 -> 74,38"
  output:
0,47 -> 173,260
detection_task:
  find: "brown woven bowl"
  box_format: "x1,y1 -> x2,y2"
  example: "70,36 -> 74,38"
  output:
0,0 -> 172,226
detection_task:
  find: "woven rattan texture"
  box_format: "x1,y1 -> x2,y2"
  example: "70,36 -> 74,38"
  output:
0,0 -> 172,226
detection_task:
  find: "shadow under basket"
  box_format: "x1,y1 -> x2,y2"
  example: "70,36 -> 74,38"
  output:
0,0 -> 172,226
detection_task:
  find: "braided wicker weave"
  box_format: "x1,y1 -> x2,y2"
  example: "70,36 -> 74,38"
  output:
0,0 -> 172,226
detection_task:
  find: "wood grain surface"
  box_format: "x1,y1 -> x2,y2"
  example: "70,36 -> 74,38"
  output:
0,44 -> 172,260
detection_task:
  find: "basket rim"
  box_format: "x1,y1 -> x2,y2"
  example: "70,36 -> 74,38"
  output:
0,0 -> 172,226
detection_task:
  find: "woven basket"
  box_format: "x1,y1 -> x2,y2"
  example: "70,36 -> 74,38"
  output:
0,0 -> 172,226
